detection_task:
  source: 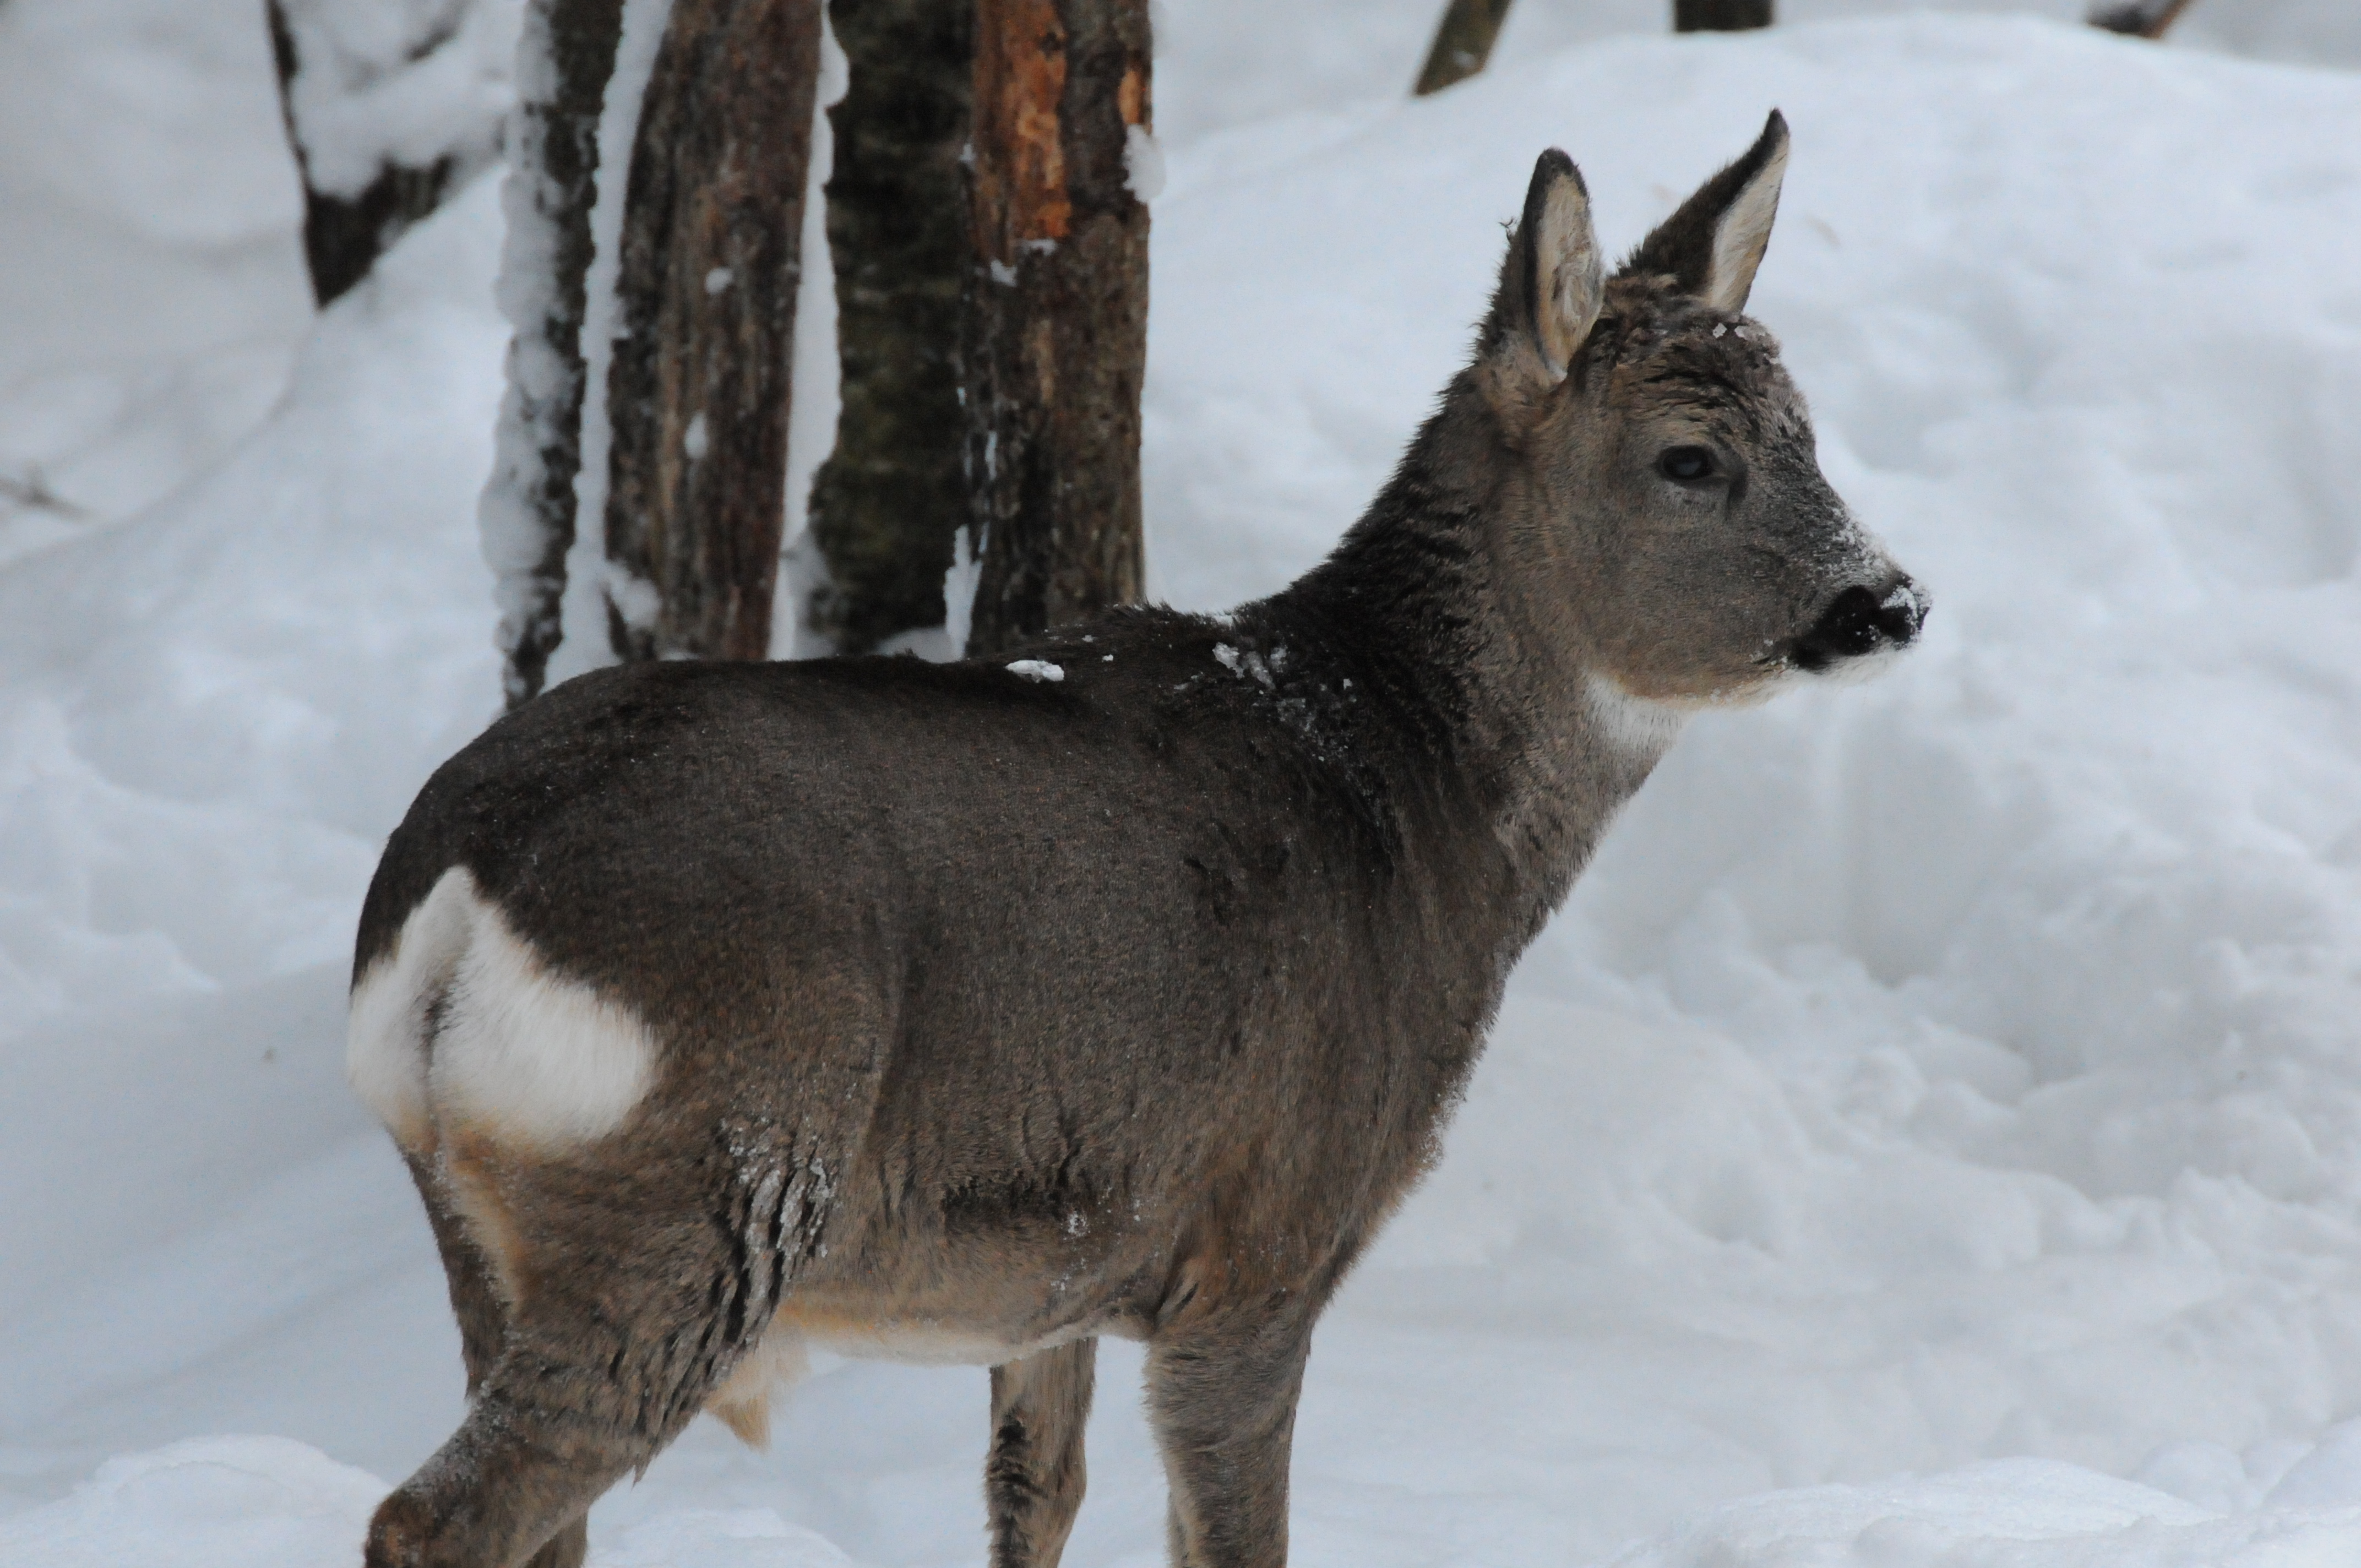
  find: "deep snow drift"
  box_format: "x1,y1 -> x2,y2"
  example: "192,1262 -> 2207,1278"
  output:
5,4 -> 2361,1566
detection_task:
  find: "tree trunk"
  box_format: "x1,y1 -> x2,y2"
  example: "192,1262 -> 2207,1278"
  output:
1412,0 -> 1514,97
802,0 -> 975,654
2088,0 -> 2196,39
961,0 -> 1150,657
602,0 -> 822,662
483,0 -> 625,708
1673,0 -> 1771,31
263,0 -> 510,308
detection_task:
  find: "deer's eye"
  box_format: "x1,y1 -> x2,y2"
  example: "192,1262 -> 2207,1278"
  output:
1657,446 -> 1716,483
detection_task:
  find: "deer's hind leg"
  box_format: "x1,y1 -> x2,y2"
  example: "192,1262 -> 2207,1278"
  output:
399,1151 -> 589,1568
369,1131 -> 816,1568
404,1151 -> 509,1397
987,1338 -> 1098,1568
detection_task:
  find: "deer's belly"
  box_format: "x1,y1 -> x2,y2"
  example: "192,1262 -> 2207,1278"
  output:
773,1302 -> 1119,1368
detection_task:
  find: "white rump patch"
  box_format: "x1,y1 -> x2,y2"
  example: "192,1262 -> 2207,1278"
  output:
431,892 -> 657,1150
347,869 -> 476,1150
346,867 -> 659,1155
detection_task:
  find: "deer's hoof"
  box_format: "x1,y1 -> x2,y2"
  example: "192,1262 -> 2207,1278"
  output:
363,1488 -> 439,1568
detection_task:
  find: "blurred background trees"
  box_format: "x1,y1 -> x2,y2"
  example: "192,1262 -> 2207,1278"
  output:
246,0 -> 2211,701
1414,0 -> 2193,100
460,0 -> 1151,698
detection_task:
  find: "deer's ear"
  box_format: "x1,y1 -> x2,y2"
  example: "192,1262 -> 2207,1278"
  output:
1622,110 -> 1789,312
1514,149 -> 1605,378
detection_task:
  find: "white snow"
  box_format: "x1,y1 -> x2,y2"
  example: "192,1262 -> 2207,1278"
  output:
1123,124 -> 1165,203
941,525 -> 983,660
272,0 -> 521,200
1212,642 -> 1272,688
871,517 -> 982,663
1004,660 -> 1064,684
1597,1457 -> 2361,1566
7,4 -> 2361,1567
550,0 -> 677,689
0,1438 -> 386,1567
478,0 -> 587,695
0,0 -> 308,554
768,6 -> 850,662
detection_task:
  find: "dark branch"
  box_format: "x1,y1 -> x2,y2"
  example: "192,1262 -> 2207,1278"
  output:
2088,0 -> 2198,40
1413,0 -> 1514,97
1674,0 -> 1772,32
0,468 -> 89,519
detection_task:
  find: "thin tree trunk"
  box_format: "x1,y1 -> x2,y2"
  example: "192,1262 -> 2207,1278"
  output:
1412,0 -> 1514,97
263,0 -> 499,308
485,0 -> 625,708
961,0 -> 1150,657
2088,0 -> 2196,39
1673,0 -> 1771,31
803,0 -> 974,654
602,0 -> 822,661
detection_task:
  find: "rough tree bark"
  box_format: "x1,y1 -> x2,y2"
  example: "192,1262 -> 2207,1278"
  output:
264,0 -> 513,308
1413,0 -> 1515,97
1674,0 -> 1772,31
485,0 -> 624,707
961,0 -> 1150,657
803,0 -> 974,654
2088,0 -> 2197,39
602,0 -> 823,662
489,0 -> 1146,675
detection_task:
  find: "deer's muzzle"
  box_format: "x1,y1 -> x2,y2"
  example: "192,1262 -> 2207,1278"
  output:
1789,576 -> 1928,672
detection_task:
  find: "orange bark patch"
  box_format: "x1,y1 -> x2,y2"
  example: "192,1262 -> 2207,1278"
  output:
975,0 -> 1070,252
1118,62 -> 1147,128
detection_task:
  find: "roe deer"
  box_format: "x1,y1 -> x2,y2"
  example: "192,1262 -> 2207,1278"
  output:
353,111 -> 1924,1568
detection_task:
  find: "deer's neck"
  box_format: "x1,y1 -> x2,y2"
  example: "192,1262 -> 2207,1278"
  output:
1252,383 -> 1682,930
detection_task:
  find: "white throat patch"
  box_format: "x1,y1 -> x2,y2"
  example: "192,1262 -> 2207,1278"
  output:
1584,673 -> 1690,760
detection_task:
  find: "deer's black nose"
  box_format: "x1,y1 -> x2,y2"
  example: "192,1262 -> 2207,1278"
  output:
1791,578 -> 1927,672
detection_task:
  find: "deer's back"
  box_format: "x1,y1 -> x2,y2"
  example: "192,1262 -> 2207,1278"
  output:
355,615 -> 1483,1323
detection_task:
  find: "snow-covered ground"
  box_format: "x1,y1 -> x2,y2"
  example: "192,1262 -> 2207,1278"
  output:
5,2 -> 2361,1565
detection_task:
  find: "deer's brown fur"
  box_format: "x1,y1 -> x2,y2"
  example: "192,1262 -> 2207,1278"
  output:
353,114 -> 1924,1568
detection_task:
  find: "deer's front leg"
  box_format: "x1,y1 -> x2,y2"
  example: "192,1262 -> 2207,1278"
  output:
986,1338 -> 1098,1568
1145,1314 -> 1313,1568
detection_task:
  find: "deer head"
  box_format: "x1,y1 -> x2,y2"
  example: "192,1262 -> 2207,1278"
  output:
1475,112 -> 1925,714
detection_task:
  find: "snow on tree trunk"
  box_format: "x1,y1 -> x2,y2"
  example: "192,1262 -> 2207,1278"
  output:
483,0 -> 823,700
800,0 -> 974,655
600,0 -> 823,661
479,0 -> 628,708
264,0 -> 523,307
960,0 -> 1150,658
